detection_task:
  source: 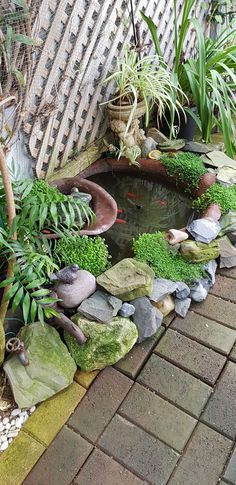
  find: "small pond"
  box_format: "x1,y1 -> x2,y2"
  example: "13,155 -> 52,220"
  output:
88,172 -> 194,262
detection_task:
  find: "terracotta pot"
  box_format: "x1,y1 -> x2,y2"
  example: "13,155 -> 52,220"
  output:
198,172 -> 216,197
107,99 -> 146,122
202,203 -> 221,221
49,177 -> 117,236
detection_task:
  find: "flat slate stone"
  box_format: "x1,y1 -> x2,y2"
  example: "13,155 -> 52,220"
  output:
155,329 -> 226,385
202,362 -> 236,439
137,354 -> 212,417
23,426 -> 92,485
68,367 -> 132,443
98,414 -> 179,485
191,294 -> 236,329
171,312 -> 236,354
223,447 -> 236,483
168,423 -> 232,485
120,383 -> 196,452
210,275 -> 236,303
74,449 -> 145,485
114,327 -> 165,379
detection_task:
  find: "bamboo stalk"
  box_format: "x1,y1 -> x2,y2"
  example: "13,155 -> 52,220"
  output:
0,145 -> 16,365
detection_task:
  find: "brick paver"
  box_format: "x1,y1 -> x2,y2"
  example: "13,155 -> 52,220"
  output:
98,414 -> 179,485
223,446 -> 236,483
68,367 -> 132,442
138,354 -> 212,417
120,382 -> 196,451
230,343 -> 236,362
218,267 -> 236,279
114,327 -> 165,378
171,312 -> 236,354
155,329 -> 226,385
191,294 -> 236,329
168,423 -> 232,485
23,426 -> 92,485
73,449 -> 147,485
202,362 -> 236,439
210,275 -> 236,302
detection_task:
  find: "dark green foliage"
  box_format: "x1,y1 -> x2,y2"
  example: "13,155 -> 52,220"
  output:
193,182 -> 236,214
160,152 -> 207,194
133,232 -> 205,284
54,234 -> 111,277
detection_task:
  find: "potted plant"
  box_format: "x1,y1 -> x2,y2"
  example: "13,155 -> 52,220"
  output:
100,46 -> 184,142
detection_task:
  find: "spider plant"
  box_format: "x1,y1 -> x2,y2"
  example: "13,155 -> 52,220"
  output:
183,20 -> 236,157
101,47 -> 184,134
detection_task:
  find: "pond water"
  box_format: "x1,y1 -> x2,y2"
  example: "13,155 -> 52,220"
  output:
88,172 -> 194,263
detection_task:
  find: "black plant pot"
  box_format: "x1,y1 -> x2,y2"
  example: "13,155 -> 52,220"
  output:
159,106 -> 198,141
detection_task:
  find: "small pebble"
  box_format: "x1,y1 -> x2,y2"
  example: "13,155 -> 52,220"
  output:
0,424 -> 4,432
1,436 -> 7,442
7,430 -> 18,438
11,408 -> 21,417
8,438 -> 13,443
5,423 -> 10,430
2,418 -> 9,425
15,419 -> 22,429
10,420 -> 15,427
1,441 -> 8,451
30,406 -> 36,414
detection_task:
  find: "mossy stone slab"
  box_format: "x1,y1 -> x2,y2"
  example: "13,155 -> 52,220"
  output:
0,430 -> 45,485
23,382 -> 85,446
74,369 -> 99,389
97,258 -> 154,300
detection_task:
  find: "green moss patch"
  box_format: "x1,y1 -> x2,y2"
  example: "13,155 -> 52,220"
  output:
160,152 -> 207,194
133,232 -> 205,284
193,182 -> 236,214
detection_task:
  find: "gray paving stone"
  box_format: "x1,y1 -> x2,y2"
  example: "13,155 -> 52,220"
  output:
202,362 -> 236,439
191,294 -> 236,329
210,275 -> 236,303
74,448 -> 146,485
218,267 -> 236,279
138,354 -> 212,417
114,327 -> 165,379
98,414 -> 179,485
168,423 -> 232,485
23,426 -> 92,485
171,312 -> 236,354
120,382 -> 196,452
230,343 -> 236,362
223,447 -> 236,483
68,367 -> 132,443
155,329 -> 226,385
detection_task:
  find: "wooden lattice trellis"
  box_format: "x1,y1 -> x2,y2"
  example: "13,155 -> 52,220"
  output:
23,0 -> 209,178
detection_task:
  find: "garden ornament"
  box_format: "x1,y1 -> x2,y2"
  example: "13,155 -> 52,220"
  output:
46,291 -> 87,345
6,337 -> 29,366
110,119 -> 145,148
167,229 -> 189,245
50,263 -> 96,308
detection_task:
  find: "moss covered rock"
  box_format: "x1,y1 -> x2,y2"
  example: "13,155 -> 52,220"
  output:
64,315 -> 138,371
4,323 -> 76,408
180,239 -> 220,263
96,258 -> 154,301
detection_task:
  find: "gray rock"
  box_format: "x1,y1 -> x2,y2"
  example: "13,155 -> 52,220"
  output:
219,211 -> 236,243
204,260 -> 217,287
187,218 -> 221,243
183,141 -> 221,154
217,166 -> 236,187
190,280 -> 210,302
141,137 -> 157,157
175,282 -> 190,300
147,128 -> 168,143
175,298 -> 191,318
77,290 -> 122,324
150,278 -> 177,303
52,265 -> 96,309
119,303 -> 135,318
132,297 -> 163,343
205,150 -> 236,169
219,236 -> 236,268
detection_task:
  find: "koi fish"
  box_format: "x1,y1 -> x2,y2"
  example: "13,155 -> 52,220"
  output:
126,192 -> 144,199
115,218 -> 127,224
117,209 -> 124,213
153,199 -> 167,206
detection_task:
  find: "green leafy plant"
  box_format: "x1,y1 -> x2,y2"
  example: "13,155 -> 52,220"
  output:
183,20 -> 236,157
101,46 -> 184,131
133,232 -> 205,284
193,182 -> 236,214
54,233 -> 111,277
160,152 -> 207,193
0,231 -> 59,323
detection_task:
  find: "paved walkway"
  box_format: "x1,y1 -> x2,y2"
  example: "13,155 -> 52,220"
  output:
23,267 -> 236,485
